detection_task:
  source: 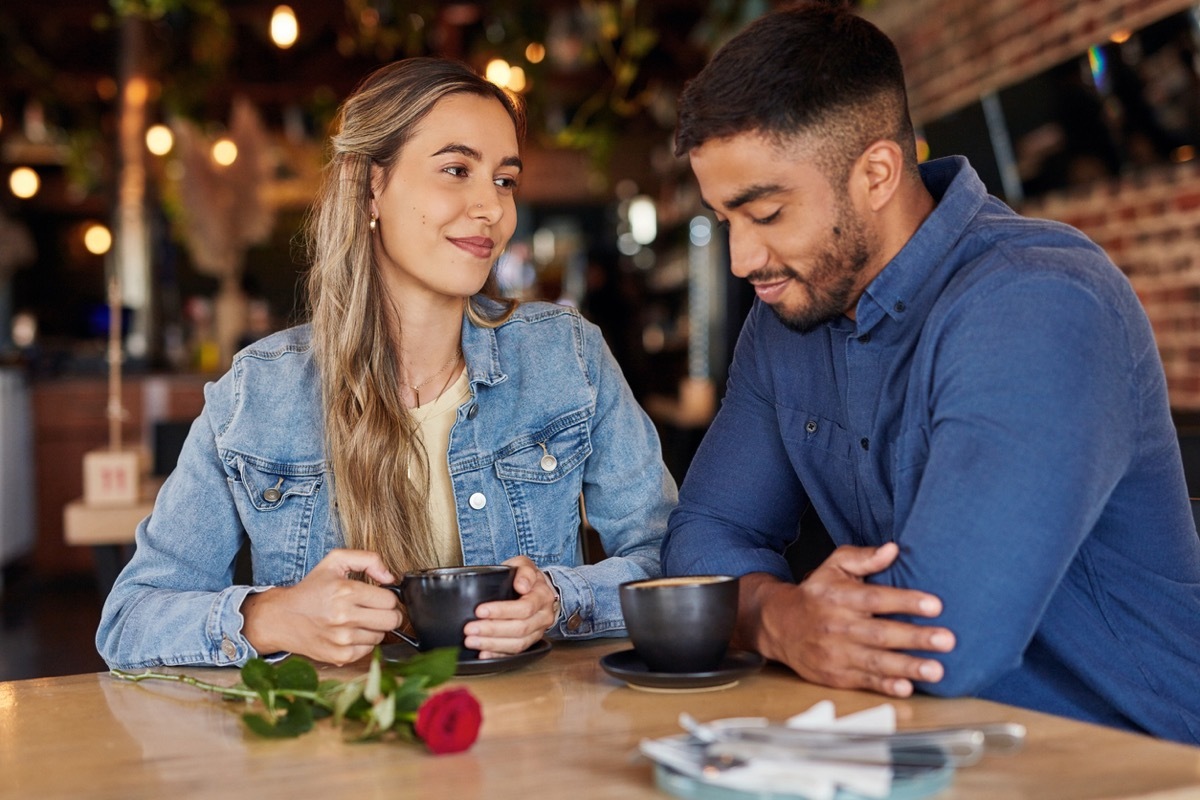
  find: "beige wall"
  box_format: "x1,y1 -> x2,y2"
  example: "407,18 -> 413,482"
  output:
864,0 -> 1200,409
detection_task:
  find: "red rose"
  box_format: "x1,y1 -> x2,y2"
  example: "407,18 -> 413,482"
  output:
415,688 -> 482,754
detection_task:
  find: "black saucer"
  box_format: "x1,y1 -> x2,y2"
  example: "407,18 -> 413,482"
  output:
600,648 -> 765,691
382,638 -> 552,676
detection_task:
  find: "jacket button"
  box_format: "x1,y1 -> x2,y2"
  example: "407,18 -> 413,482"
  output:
469,492 -> 487,510
466,404 -> 479,419
220,637 -> 237,659
540,454 -> 557,471
262,488 -> 281,502
566,612 -> 582,632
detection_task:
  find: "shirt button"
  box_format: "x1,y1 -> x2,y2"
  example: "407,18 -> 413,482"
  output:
860,437 -> 870,451
894,300 -> 906,312
805,420 -> 818,434
466,404 -> 479,419
468,492 -> 487,510
566,612 -> 582,632
220,637 -> 237,659
859,333 -> 871,344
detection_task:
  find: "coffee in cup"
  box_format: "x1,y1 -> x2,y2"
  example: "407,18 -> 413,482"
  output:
386,565 -> 517,659
618,575 -> 738,673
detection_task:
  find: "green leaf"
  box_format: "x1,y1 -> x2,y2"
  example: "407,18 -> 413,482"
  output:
240,658 -> 276,693
275,658 -> 319,692
386,647 -> 457,686
372,692 -> 396,731
276,698 -> 316,736
364,652 -> 382,702
241,698 -> 314,738
242,712 -> 287,738
332,679 -> 365,725
391,677 -> 429,716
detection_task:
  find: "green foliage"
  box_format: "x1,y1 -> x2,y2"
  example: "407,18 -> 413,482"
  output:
111,646 -> 459,741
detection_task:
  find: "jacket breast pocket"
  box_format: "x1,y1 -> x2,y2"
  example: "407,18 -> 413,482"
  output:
492,414 -> 591,561
226,454 -> 325,585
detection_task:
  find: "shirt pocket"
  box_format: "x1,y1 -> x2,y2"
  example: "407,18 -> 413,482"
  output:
777,405 -> 854,461
225,454 -> 325,585
492,412 -> 592,562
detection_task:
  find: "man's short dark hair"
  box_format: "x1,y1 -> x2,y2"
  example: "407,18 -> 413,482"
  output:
675,2 -> 916,178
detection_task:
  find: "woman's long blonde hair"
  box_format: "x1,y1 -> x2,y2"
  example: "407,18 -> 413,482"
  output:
304,58 -> 523,575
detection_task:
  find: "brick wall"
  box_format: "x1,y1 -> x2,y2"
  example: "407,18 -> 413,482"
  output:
864,0 -> 1200,410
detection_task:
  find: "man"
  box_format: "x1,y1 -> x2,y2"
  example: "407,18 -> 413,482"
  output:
662,1 -> 1200,745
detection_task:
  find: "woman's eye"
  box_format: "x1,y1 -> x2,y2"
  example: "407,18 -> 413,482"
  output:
494,176 -> 518,191
444,165 -> 468,177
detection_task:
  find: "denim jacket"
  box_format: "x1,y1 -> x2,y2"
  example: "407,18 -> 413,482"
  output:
98,300 -> 676,669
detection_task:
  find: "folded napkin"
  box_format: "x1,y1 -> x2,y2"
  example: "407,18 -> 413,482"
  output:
639,701 -> 897,800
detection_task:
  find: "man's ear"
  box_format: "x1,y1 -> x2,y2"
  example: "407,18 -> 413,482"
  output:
851,139 -> 904,213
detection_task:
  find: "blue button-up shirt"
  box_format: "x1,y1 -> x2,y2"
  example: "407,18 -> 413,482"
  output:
663,156 -> 1200,744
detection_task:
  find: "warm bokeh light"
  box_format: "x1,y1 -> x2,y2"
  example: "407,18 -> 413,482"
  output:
1172,145 -> 1196,163
1110,29 -> 1132,44
507,66 -> 527,92
0,111 -> 4,133
525,42 -> 546,64
270,5 -> 299,49
145,124 -> 174,155
96,76 -> 118,101
485,58 -> 512,88
629,195 -> 658,245
125,76 -> 148,105
9,167 -> 39,199
83,223 -> 113,255
212,138 -> 238,166
916,136 -> 931,163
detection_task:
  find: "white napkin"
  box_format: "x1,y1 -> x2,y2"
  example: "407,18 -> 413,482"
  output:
638,701 -> 896,800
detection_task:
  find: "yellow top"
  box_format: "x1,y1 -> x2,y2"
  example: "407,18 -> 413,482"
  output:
410,367 -> 470,566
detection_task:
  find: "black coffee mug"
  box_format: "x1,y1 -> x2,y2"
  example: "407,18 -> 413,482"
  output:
618,575 -> 738,673
386,565 -> 517,660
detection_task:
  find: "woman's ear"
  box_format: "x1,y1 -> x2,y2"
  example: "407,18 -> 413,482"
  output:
368,164 -> 383,216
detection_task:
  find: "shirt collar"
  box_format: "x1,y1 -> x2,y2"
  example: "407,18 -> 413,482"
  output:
460,296 -> 510,388
854,156 -> 988,333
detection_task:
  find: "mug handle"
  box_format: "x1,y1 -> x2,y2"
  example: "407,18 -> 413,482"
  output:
383,584 -> 420,649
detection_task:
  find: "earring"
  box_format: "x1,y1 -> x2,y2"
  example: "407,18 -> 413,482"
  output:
369,213 -> 377,232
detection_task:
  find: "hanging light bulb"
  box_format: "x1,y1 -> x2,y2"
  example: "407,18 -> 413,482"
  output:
270,5 -> 299,49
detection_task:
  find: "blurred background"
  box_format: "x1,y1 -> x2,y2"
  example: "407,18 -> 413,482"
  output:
6,0 -> 1200,679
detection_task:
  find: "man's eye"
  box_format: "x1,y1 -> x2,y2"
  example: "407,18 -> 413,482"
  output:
752,210 -> 781,225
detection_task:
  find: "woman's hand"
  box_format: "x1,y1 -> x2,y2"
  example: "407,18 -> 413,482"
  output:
240,549 -> 404,666
463,555 -> 559,659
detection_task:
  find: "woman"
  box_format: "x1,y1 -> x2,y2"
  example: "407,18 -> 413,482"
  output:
97,58 -> 676,669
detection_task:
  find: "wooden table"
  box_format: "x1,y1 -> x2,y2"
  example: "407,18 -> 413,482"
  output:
1,640 -> 1197,799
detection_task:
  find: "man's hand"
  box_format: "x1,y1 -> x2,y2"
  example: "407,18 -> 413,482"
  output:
737,542 -> 955,697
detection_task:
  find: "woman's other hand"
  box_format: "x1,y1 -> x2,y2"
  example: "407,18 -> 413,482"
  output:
463,555 -> 559,659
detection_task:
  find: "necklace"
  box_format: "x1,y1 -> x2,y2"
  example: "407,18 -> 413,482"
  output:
402,347 -> 462,407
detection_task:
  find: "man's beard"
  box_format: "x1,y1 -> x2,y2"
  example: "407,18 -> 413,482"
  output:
752,206 -> 872,334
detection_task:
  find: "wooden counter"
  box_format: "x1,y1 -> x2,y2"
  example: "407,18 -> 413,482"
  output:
1,639 -> 1197,799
